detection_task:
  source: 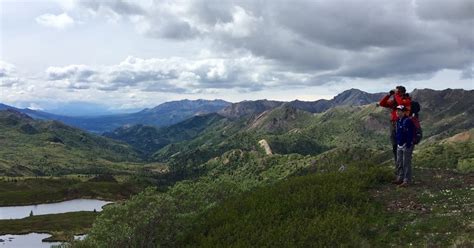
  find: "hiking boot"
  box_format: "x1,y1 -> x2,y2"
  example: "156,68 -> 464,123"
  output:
398,181 -> 409,188
391,178 -> 403,185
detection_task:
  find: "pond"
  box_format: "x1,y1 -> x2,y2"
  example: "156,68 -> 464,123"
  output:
0,233 -> 61,248
0,199 -> 111,220
0,233 -> 87,248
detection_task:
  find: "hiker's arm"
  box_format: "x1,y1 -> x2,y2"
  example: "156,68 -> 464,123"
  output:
379,94 -> 394,108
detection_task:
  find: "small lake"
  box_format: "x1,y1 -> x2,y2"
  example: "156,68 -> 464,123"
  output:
0,233 -> 61,248
0,233 -> 87,248
0,199 -> 111,220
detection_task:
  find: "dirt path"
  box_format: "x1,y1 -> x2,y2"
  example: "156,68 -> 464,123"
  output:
258,139 -> 273,155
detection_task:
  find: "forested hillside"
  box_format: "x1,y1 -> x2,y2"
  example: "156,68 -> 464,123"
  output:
0,110 -> 141,176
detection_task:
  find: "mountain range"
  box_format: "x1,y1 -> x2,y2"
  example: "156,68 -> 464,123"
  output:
109,88 -> 471,156
0,89 -> 384,133
99,89 -> 387,159
1,88 -> 472,177
218,88 -> 386,118
0,99 -> 230,133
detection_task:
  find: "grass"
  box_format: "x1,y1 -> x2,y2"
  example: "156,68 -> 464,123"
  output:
0,211 -> 98,242
0,177 -> 144,206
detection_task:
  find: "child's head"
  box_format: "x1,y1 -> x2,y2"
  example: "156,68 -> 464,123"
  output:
396,105 -> 408,118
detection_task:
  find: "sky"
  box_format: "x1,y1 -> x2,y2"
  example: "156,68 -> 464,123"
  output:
0,0 -> 473,115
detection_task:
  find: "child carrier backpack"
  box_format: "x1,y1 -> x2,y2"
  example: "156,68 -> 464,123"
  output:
411,101 -> 421,116
410,101 -> 422,144
411,116 -> 422,144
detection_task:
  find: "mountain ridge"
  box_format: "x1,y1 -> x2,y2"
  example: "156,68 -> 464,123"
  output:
0,99 -> 232,133
218,88 -> 386,119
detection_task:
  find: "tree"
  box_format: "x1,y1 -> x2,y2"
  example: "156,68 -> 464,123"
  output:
77,187 -> 181,247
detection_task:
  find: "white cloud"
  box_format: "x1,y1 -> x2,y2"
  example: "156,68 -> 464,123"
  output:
40,55 -> 319,93
0,60 -> 16,78
46,64 -> 95,81
36,13 -> 75,29
0,61 -> 24,87
27,103 -> 44,111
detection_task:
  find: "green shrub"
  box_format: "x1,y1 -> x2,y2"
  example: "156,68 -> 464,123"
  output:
182,168 -> 392,247
79,188 -> 179,248
457,158 -> 474,173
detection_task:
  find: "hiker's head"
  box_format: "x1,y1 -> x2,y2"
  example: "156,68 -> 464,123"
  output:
396,105 -> 408,117
395,86 -> 406,95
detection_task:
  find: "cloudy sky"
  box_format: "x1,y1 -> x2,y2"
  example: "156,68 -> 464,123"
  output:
0,0 -> 472,114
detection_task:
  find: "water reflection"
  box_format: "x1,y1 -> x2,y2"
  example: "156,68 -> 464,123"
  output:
0,199 -> 111,220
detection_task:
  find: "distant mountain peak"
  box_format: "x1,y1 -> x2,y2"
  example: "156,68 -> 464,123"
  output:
145,99 -> 231,113
331,89 -> 385,106
333,88 -> 368,101
218,100 -> 284,119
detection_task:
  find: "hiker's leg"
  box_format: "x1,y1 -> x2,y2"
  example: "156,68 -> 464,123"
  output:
396,147 -> 404,181
403,146 -> 414,183
390,123 -> 397,169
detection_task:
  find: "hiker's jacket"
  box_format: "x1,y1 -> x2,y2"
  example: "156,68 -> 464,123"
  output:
379,94 -> 412,122
396,116 -> 414,149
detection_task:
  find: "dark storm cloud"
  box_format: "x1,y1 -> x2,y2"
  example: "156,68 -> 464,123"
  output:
68,0 -> 473,90
336,34 -> 473,78
272,1 -> 426,50
142,13 -> 199,40
79,0 -> 145,16
78,0 -> 200,39
124,0 -> 471,80
416,0 -> 474,21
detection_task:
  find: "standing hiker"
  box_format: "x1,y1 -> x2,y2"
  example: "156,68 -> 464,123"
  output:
393,105 -> 415,187
379,86 -> 411,164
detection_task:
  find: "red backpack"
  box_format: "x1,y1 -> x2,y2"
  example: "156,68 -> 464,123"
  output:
410,116 -> 422,144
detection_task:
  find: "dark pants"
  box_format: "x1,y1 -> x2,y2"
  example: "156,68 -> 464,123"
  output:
396,145 -> 413,183
390,122 -> 397,166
